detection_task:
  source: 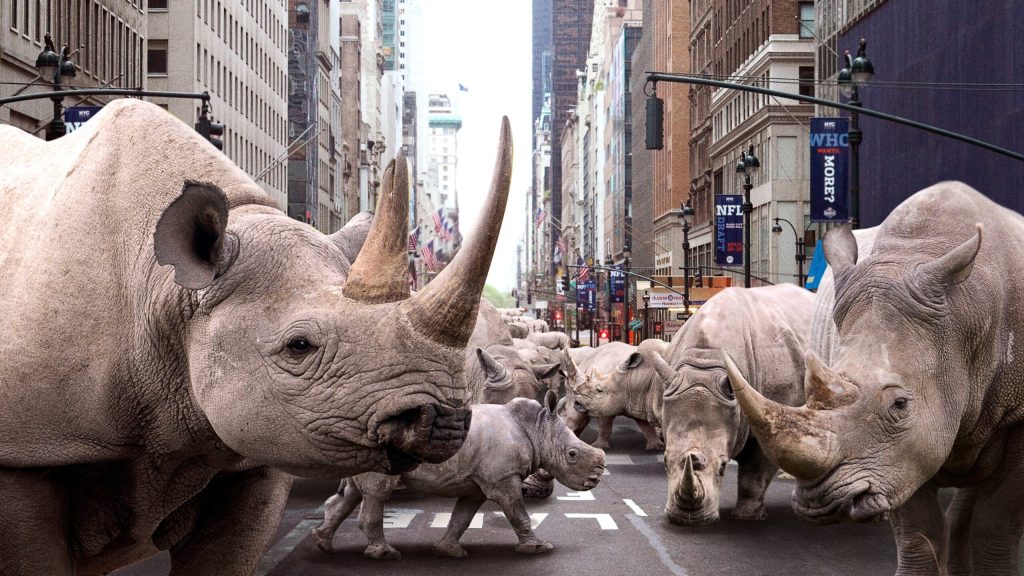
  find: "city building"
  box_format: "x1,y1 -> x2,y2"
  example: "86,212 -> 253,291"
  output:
816,0 -> 1024,226
1,2 -> 146,140
148,0 -> 289,207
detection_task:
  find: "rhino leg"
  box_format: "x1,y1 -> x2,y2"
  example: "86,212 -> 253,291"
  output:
731,444 -> 776,521
487,477 -> 553,555
592,416 -> 614,450
0,469 -> 74,575
166,467 -> 292,576
312,479 -> 363,554
355,474 -> 402,561
955,441 -> 1024,576
432,493 -> 487,558
635,419 -> 664,452
947,487 -> 977,576
890,484 -> 948,576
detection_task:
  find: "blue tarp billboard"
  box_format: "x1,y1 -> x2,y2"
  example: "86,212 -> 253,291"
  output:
609,267 -> 625,303
810,117 -> 850,222
715,194 -> 743,266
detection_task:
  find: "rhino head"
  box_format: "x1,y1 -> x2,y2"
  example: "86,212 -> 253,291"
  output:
473,346 -> 559,404
726,223 -> 983,523
510,391 -> 605,491
154,119 -> 513,477
571,344 -> 673,424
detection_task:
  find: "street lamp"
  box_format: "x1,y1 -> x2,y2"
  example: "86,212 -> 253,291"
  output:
772,217 -> 806,287
36,33 -> 76,141
678,200 -> 694,317
621,248 -> 631,343
735,144 -> 759,288
838,38 -> 874,229
642,289 -> 651,341
604,253 -> 614,343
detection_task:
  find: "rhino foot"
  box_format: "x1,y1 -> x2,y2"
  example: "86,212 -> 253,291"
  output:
514,541 -> 554,555
364,543 -> 402,560
522,474 -> 555,499
592,439 -> 611,450
310,526 -> 335,553
432,540 -> 469,558
731,503 -> 768,521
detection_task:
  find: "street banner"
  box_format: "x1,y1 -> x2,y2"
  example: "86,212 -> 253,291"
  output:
609,267 -> 625,303
809,117 -> 850,222
576,279 -> 597,311
64,106 -> 103,133
715,194 -> 744,266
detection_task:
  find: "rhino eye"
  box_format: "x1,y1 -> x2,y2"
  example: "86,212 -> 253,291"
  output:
720,379 -> 735,400
567,447 -> 579,463
287,337 -> 313,353
892,397 -> 909,410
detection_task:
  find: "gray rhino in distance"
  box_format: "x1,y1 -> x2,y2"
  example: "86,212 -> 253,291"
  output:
311,392 -> 605,559
563,341 -> 670,451
661,285 -> 814,526
724,182 -> 1024,575
0,100 -> 513,575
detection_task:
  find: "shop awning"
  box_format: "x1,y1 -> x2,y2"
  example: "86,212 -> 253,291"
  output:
804,239 -> 827,290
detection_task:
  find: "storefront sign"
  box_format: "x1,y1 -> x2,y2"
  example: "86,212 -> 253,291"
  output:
715,194 -> 744,266
649,292 -> 686,308
810,117 -> 850,222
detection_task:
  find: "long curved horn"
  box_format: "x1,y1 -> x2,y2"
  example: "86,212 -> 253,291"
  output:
343,155 -> 410,304
405,117 -> 512,347
722,350 -> 835,480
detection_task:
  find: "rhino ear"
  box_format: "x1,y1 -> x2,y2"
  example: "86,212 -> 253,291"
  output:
915,224 -> 982,288
543,390 -> 558,415
618,352 -> 643,372
329,211 -> 374,264
823,224 -> 858,279
476,348 -> 508,383
154,181 -> 232,290
533,363 -> 561,381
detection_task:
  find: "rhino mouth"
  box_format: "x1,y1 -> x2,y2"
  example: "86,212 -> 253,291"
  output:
563,464 -> 605,491
375,402 -> 471,471
793,478 -> 890,524
664,504 -> 719,527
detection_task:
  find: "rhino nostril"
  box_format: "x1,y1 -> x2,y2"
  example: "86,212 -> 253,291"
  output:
573,400 -> 589,415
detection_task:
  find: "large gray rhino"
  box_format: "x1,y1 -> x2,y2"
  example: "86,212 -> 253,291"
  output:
661,285 -> 814,526
0,100 -> 511,575
725,182 -> 1024,575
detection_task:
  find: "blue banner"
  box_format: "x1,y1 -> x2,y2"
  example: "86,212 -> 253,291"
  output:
609,267 -> 625,303
64,106 -> 103,133
715,194 -> 744,266
577,280 -> 597,311
810,117 -> 850,222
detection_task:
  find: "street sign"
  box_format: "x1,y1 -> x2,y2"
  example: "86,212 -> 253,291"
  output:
676,312 -> 687,320
810,117 -> 850,222
64,105 -> 103,133
715,194 -> 743,266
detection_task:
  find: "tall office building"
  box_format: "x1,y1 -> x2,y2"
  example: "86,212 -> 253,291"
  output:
1,2 -> 146,137
147,0 -> 288,207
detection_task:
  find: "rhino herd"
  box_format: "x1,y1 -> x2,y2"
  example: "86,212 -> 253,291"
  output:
0,101 -> 1020,575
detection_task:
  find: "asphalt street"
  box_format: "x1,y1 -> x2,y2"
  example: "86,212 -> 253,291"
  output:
114,418 -> 905,575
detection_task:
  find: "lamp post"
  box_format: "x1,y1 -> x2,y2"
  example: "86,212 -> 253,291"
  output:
772,217 -> 806,287
735,145 -> 759,288
642,289 -> 651,341
604,253 -> 614,343
678,200 -> 694,317
621,249 -> 631,343
35,34 -> 76,141
838,38 -> 874,229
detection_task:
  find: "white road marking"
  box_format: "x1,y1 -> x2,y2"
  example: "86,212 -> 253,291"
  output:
557,490 -> 595,501
494,511 -> 549,529
657,454 -> 665,462
626,514 -> 689,575
382,508 -> 422,528
623,499 -> 647,516
430,512 -> 485,529
565,513 -> 618,530
254,519 -> 320,576
604,454 -> 635,465
603,468 -> 610,475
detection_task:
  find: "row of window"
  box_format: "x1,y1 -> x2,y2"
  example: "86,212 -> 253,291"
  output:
197,0 -> 287,100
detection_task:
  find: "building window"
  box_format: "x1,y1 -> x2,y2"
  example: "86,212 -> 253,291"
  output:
148,0 -> 167,9
147,41 -> 168,75
799,66 -> 815,97
798,3 -> 814,39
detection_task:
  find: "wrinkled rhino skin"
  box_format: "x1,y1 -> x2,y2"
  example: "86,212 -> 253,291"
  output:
660,285 -> 814,526
730,182 -> 1024,576
311,392 -> 605,558
0,100 -> 512,574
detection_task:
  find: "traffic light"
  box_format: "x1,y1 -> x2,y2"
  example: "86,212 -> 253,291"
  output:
554,310 -> 563,321
561,274 -> 570,293
195,99 -> 225,151
694,268 -> 703,288
599,328 -> 610,340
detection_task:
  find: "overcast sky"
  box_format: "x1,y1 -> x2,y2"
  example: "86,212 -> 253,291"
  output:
417,0 -> 532,292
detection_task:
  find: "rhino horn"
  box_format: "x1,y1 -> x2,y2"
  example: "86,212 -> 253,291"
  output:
343,156 -> 411,304
476,348 -> 508,383
722,350 -> 835,480
406,117 -> 512,347
803,350 -> 858,410
915,224 -> 982,287
680,453 -> 705,503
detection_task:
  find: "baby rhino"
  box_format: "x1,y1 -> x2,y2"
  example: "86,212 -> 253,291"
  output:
312,391 -> 605,559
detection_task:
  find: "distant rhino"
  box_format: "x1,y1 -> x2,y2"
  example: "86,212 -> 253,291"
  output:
726,182 -> 1024,575
0,100 -> 512,574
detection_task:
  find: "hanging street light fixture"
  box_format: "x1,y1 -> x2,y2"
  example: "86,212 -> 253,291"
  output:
735,145 -> 759,288
837,38 -> 875,229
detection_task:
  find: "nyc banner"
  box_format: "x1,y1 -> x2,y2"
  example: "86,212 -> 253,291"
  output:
715,194 -> 744,266
810,117 -> 850,222
577,280 -> 597,311
64,106 -> 103,133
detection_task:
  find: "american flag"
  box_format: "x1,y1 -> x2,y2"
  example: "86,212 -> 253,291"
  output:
433,207 -> 445,234
534,206 -> 545,228
407,227 -> 419,252
439,219 -> 452,241
575,257 -> 590,281
421,241 -> 440,272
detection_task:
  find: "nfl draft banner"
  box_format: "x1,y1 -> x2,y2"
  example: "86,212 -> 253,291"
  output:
715,194 -> 744,266
64,106 -> 103,133
576,280 -> 597,311
609,267 -> 625,303
810,117 -> 850,222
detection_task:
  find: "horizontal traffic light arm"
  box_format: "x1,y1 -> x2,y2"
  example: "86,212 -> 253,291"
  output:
0,88 -> 211,107
564,265 -> 691,298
